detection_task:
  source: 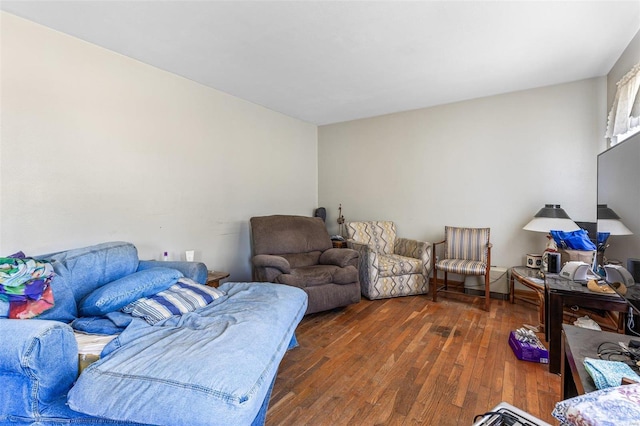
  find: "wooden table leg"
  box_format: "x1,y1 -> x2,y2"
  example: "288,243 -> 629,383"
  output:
510,273 -> 515,303
561,330 -> 580,399
536,290 -> 545,334
548,292 -> 564,374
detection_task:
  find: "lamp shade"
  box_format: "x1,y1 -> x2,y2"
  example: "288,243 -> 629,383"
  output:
523,204 -> 580,233
597,204 -> 633,235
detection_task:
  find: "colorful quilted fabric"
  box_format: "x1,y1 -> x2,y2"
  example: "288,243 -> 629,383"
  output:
553,383 -> 640,426
0,257 -> 55,319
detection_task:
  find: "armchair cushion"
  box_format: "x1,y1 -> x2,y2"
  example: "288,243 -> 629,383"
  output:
379,254 -> 423,276
282,251 -> 322,268
276,265 -> 357,287
435,259 -> 487,275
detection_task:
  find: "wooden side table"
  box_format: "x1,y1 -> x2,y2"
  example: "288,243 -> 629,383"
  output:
510,266 -> 546,332
206,270 -> 230,288
332,240 -> 347,248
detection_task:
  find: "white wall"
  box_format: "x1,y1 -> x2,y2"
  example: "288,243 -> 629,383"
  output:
0,13 -> 318,281
1,11 -> 618,281
318,78 -> 605,269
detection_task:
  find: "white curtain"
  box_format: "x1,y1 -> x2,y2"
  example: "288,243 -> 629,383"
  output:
606,62 -> 640,146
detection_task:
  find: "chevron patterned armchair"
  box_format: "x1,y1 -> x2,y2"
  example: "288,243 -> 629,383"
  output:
345,221 -> 432,300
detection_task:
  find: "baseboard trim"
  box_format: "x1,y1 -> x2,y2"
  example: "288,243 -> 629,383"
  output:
464,288 -> 509,300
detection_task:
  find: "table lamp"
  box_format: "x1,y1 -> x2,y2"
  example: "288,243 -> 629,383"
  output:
597,204 -> 632,269
523,204 -> 580,233
523,204 -> 579,270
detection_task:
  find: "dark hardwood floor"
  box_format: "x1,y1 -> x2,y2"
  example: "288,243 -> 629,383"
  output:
267,292 -> 560,425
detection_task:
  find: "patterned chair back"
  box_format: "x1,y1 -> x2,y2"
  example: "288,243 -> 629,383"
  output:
346,221 -> 397,255
444,226 -> 490,263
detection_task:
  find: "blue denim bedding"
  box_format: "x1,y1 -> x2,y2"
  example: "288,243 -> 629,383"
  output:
67,282 -> 307,426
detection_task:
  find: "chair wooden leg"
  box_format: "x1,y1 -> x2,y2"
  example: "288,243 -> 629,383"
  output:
485,271 -> 491,311
444,271 -> 448,290
431,268 -> 438,302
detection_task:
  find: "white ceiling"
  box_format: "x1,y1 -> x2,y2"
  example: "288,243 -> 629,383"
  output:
2,1 -> 640,125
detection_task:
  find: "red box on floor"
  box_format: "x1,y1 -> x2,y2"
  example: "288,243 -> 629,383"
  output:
508,331 -> 549,364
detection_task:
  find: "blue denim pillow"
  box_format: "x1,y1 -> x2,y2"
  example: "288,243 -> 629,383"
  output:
79,267 -> 183,316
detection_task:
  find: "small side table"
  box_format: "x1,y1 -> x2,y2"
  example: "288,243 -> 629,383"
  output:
510,266 -> 546,332
206,270 -> 230,288
332,240 -> 348,248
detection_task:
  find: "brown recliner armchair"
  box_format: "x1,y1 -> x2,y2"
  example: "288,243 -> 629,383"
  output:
250,215 -> 360,314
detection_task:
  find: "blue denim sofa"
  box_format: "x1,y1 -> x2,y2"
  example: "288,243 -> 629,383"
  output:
0,241 -> 307,426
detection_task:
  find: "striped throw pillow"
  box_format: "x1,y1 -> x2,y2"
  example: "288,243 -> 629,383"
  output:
122,278 -> 225,325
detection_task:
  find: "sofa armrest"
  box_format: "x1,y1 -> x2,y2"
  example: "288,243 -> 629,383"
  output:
0,319 -> 78,417
319,248 -> 359,267
137,260 -> 208,284
252,255 -> 291,274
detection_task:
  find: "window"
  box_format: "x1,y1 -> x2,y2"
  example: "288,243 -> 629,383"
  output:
606,62 -> 640,146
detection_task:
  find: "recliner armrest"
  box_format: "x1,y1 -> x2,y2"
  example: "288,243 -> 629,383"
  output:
319,248 -> 358,267
252,254 -> 291,274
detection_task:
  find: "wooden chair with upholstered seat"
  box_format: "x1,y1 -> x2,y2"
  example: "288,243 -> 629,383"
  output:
432,226 -> 492,311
